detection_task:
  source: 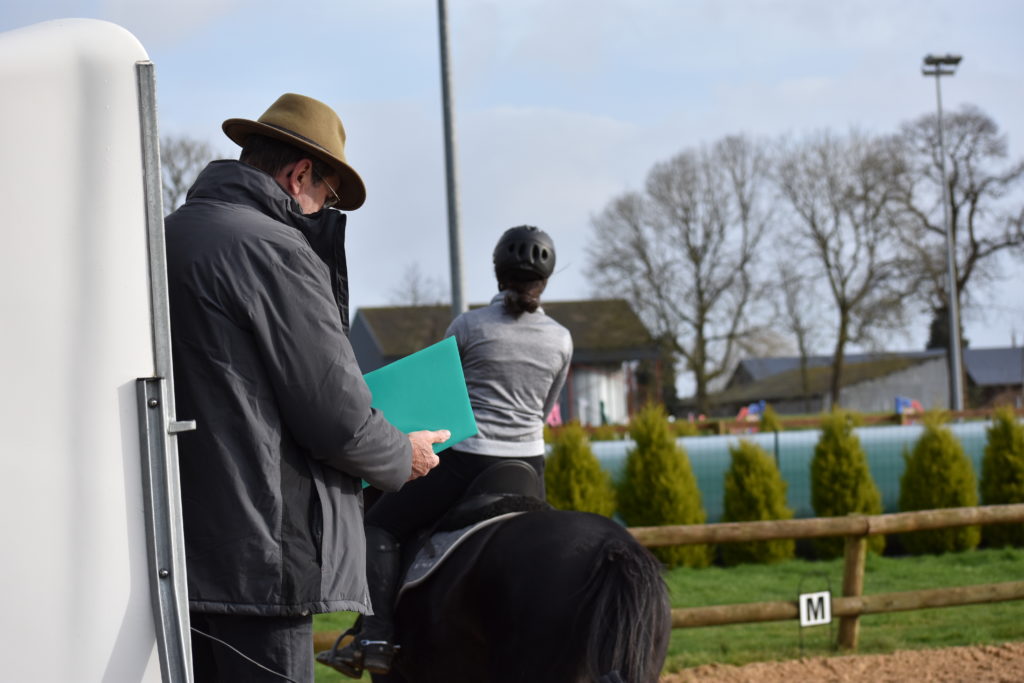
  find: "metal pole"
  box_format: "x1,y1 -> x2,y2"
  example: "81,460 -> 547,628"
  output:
931,67 -> 965,411
437,0 -> 467,317
136,60 -> 195,683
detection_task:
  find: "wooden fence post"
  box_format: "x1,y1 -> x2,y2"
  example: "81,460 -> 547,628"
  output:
838,533 -> 868,649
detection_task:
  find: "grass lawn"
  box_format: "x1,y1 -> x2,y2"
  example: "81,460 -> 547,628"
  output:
313,611 -> 361,682
661,545 -> 1024,672
313,546 -> 1024,681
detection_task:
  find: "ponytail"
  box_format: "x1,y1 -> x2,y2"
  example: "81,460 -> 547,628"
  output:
500,279 -> 547,318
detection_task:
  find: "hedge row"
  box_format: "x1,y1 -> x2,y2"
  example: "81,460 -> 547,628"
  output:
544,405 -> 1024,566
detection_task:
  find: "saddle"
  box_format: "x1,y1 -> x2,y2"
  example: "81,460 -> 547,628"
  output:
397,460 -> 551,600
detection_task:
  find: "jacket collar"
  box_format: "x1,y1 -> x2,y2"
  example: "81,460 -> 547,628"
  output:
187,159 -> 343,232
188,160 -> 352,331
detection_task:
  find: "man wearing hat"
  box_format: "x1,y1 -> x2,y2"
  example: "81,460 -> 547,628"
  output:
165,93 -> 448,682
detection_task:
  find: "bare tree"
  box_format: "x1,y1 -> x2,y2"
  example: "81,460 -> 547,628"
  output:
161,135 -> 216,213
775,131 -> 912,407
775,264 -> 822,413
389,262 -> 448,306
892,104 -> 1024,343
588,135 -> 772,414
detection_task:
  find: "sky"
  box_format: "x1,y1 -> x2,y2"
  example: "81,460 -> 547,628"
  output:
3,1 -> 1023,363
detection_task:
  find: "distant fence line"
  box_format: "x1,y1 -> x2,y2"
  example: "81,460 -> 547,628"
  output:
690,407 -> 1024,435
573,407 -> 1024,439
628,503 -> 1024,649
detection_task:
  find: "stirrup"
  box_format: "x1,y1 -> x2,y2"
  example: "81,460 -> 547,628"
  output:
315,628 -> 364,679
359,639 -> 400,675
315,629 -> 401,678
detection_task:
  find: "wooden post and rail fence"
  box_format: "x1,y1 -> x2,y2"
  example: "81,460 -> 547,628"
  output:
628,503 -> 1024,650
312,504 -> 1024,654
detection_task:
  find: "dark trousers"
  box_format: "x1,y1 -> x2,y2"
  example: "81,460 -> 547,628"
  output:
190,611 -> 313,683
365,448 -> 545,541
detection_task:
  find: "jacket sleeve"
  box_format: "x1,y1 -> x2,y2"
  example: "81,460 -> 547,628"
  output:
242,237 -> 411,491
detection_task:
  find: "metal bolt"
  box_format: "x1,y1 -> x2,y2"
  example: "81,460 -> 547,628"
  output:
148,398 -> 159,408
159,569 -> 169,579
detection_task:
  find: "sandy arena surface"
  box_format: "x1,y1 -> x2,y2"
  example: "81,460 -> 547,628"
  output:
661,642 -> 1024,682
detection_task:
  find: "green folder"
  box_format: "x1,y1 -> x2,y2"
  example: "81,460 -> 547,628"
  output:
363,336 -> 478,454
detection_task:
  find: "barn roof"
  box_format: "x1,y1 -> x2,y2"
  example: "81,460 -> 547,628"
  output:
353,298 -> 660,364
729,347 -> 1023,389
963,346 -> 1024,387
715,355 -> 934,405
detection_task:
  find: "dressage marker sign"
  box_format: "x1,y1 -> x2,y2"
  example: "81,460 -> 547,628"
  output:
799,591 -> 832,627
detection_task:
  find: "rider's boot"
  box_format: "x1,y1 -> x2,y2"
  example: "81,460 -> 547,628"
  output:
320,525 -> 401,678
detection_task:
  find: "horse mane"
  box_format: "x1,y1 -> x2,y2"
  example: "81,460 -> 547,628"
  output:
572,530 -> 671,683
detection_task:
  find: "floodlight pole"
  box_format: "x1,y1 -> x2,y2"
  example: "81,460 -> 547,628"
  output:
437,0 -> 467,317
922,53 -> 964,412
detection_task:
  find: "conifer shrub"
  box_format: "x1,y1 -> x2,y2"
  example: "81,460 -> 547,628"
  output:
980,407 -> 1024,547
618,403 -> 712,568
899,412 -> 980,554
670,419 -> 700,438
759,404 -> 783,433
544,421 -> 616,517
720,439 -> 795,566
810,409 -> 885,558
588,423 -> 620,441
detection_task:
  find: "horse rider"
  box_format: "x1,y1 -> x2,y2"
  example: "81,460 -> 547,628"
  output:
322,225 -> 574,677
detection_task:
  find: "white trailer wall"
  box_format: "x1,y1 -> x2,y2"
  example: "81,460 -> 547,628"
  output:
0,19 -> 167,682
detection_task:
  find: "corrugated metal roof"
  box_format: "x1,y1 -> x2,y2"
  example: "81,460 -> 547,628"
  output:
716,355 -> 932,404
964,346 -> 1024,386
731,346 -> 1023,388
734,350 -> 944,383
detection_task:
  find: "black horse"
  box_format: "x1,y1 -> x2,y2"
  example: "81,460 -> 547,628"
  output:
371,502 -> 672,683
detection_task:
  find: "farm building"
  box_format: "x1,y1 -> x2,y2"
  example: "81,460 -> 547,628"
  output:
711,346 -> 1024,415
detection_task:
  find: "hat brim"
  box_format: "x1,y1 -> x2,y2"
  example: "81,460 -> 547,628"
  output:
222,118 -> 366,210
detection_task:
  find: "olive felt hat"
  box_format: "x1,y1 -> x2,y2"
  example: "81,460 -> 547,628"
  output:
222,93 -> 366,210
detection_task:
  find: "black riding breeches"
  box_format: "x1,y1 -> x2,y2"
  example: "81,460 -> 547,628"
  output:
364,448 -> 544,542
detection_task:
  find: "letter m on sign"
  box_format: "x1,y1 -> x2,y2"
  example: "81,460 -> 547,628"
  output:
799,590 -> 832,627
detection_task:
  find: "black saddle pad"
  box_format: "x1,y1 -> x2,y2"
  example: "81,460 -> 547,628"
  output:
397,494 -> 549,600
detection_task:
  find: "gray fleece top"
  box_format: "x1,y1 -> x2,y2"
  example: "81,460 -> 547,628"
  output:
445,292 -> 573,456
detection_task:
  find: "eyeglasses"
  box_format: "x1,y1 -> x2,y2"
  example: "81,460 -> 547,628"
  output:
314,170 -> 341,209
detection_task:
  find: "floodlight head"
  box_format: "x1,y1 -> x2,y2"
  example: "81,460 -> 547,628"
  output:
923,54 -> 962,66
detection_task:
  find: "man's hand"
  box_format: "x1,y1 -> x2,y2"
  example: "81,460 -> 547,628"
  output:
406,429 -> 449,480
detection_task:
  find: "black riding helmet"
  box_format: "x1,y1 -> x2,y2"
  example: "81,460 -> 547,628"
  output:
493,225 -> 556,282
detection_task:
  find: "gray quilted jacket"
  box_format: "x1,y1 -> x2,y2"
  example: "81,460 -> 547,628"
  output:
165,160 -> 410,616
